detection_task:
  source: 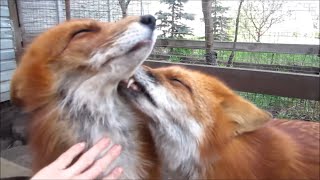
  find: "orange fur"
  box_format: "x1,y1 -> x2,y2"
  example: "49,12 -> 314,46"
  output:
130,65 -> 319,179
11,17 -> 160,178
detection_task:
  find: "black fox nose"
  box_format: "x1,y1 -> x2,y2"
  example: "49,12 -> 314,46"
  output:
140,15 -> 156,30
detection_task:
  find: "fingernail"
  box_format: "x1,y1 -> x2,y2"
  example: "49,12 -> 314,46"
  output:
78,142 -> 85,147
101,138 -> 110,145
115,167 -> 123,175
112,145 -> 122,154
115,145 -> 122,151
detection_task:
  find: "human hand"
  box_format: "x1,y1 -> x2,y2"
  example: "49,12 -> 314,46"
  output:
31,138 -> 123,180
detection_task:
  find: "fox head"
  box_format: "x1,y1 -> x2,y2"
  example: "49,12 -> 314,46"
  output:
119,65 -> 272,166
11,15 -> 156,112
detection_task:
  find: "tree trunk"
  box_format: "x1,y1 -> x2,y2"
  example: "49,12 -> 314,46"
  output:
122,10 -> 127,18
257,34 -> 261,42
213,0 -> 217,38
119,0 -> 131,18
227,0 -> 244,66
170,4 -> 175,38
168,4 -> 176,54
202,0 -> 216,65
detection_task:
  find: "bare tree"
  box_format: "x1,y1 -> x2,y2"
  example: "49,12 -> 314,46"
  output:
241,0 -> 290,42
202,0 -> 216,65
118,0 -> 131,18
227,0 -> 244,66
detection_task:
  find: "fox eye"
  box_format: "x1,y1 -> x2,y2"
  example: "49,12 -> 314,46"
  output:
170,78 -> 183,84
72,29 -> 94,38
170,78 -> 192,93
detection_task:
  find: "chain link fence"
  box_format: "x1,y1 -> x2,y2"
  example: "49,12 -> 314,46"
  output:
17,0 -> 150,44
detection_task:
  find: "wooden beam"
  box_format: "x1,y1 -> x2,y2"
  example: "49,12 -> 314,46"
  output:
149,54 -> 320,75
155,39 -> 320,55
8,0 -> 23,63
144,60 -> 320,101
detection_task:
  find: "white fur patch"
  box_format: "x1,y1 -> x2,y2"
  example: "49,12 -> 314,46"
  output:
132,70 -> 204,178
90,22 -> 156,69
59,73 -> 148,179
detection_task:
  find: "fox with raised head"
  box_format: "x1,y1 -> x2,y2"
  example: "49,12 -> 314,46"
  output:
119,65 -> 320,179
10,15 -> 160,178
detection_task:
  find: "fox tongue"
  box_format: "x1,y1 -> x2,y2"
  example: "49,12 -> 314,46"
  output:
130,83 -> 139,91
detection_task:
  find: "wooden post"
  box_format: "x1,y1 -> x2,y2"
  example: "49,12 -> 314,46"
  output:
56,0 -> 63,23
65,0 -> 71,20
107,0 -> 111,21
8,0 -> 23,63
140,0 -> 143,15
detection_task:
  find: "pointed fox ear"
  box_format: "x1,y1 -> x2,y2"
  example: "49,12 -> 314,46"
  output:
223,96 -> 272,135
10,74 -> 22,107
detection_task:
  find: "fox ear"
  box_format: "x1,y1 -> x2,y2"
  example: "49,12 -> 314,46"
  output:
10,74 -> 24,108
223,96 -> 272,135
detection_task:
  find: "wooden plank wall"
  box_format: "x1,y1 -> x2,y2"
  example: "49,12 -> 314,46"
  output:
0,0 -> 16,102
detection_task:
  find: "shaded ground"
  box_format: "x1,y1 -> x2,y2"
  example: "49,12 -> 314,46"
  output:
1,146 -> 32,168
0,146 -> 31,179
0,102 -> 31,178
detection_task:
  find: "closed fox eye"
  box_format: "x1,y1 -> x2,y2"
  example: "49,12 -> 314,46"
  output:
72,29 -> 94,38
169,78 -> 192,93
170,78 -> 183,85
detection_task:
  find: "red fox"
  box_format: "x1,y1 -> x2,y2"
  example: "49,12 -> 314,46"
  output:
10,16 -> 160,178
119,65 -> 320,179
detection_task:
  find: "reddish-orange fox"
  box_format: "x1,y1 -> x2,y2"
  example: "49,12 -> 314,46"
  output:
120,65 -> 320,179
11,16 -> 160,178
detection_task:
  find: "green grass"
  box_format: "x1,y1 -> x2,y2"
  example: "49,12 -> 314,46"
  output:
163,48 -> 320,67
168,48 -> 193,62
238,92 -> 319,121
169,55 -> 181,62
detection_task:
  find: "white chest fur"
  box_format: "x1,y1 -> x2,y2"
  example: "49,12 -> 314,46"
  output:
61,75 -> 150,179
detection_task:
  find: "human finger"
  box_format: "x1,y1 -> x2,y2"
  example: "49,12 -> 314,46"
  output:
103,167 -> 123,180
65,138 -> 110,176
74,145 -> 122,179
50,142 -> 86,169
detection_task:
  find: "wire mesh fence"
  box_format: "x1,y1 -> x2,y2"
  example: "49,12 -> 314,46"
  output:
68,0 -> 150,21
150,47 -> 319,74
11,0 -> 320,121
17,0 -> 151,44
17,0 -> 64,44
